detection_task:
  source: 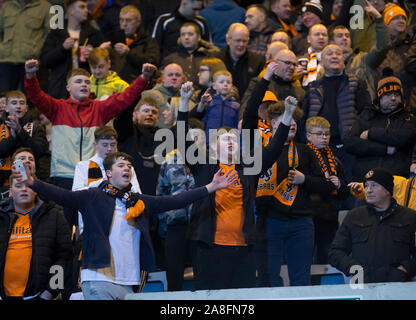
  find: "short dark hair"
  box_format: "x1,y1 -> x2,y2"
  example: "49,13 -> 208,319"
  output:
66,68 -> 91,83
329,25 -> 349,41
94,126 -> 118,142
247,3 -> 268,17
11,147 -> 34,164
180,22 -> 201,37
103,152 -> 133,172
64,0 -> 86,10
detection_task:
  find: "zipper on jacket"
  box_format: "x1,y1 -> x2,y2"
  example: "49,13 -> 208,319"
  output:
76,103 -> 84,161
220,99 -> 225,127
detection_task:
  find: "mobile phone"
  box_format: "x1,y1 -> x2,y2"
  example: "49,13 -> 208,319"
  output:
13,159 -> 28,181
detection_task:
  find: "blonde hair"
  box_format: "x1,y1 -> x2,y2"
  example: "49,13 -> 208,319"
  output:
306,116 -> 330,131
88,47 -> 110,66
212,70 -> 232,82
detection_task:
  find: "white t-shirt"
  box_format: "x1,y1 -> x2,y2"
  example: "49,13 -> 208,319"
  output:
81,198 -> 142,285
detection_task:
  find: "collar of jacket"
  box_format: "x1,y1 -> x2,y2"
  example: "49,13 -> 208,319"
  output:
372,102 -> 406,116
224,45 -> 249,63
0,196 -> 45,221
366,197 -> 399,221
390,31 -> 410,48
18,111 -> 33,127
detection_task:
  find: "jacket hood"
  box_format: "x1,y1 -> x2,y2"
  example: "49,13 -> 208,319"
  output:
90,71 -> 123,86
153,83 -> 180,97
0,196 -> 45,218
208,0 -> 240,10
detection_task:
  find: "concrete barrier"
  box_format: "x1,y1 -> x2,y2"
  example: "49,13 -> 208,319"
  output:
125,281 -> 416,300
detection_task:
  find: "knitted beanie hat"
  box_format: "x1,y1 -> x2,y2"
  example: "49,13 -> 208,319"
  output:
302,0 -> 323,20
384,4 -> 407,25
363,168 -> 394,195
376,67 -> 404,100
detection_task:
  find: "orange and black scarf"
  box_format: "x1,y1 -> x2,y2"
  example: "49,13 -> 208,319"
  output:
102,182 -> 145,220
307,142 -> 337,194
87,161 -> 102,186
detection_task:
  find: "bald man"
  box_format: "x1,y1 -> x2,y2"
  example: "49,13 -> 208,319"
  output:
299,24 -> 328,87
214,23 -> 265,98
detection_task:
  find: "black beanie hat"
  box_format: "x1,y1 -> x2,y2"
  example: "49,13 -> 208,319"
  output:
363,168 -> 394,195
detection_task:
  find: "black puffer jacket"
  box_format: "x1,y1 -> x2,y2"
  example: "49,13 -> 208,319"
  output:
328,199 -> 416,283
0,198 -> 72,299
344,104 -> 416,180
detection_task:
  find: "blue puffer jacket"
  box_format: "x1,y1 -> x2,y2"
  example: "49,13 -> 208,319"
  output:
201,94 -> 240,141
199,0 -> 246,49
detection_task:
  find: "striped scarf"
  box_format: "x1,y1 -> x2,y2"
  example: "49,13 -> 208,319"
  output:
0,122 -> 34,172
302,49 -> 320,87
307,142 -> 337,195
87,161 -> 102,186
102,182 -> 145,221
279,18 -> 298,37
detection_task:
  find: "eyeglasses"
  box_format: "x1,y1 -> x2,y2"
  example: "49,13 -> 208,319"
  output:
276,59 -> 298,68
308,131 -> 330,137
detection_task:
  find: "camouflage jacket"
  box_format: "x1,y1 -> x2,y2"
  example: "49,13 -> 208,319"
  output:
156,149 -> 195,238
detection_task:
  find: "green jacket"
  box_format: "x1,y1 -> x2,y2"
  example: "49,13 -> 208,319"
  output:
350,1 -> 396,52
90,71 -> 129,100
0,0 -> 51,63
346,16 -> 390,100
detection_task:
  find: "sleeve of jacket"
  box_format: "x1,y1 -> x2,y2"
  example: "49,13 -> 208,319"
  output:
0,126 -> 16,157
126,37 -> 160,68
241,77 -> 269,131
47,206 -> 72,297
240,77 -> 260,119
97,75 -> 149,123
354,79 -> 372,115
30,179 -> 92,212
365,17 -> 390,70
156,159 -> 190,223
260,123 -> 290,176
328,212 -> 363,276
302,149 -> 338,195
367,116 -> 416,149
15,124 -> 48,159
151,14 -> 165,48
405,33 -> 416,75
40,31 -> 69,68
24,76 -> 61,122
398,215 -> 416,278
344,118 -> 388,156
138,185 -> 209,214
